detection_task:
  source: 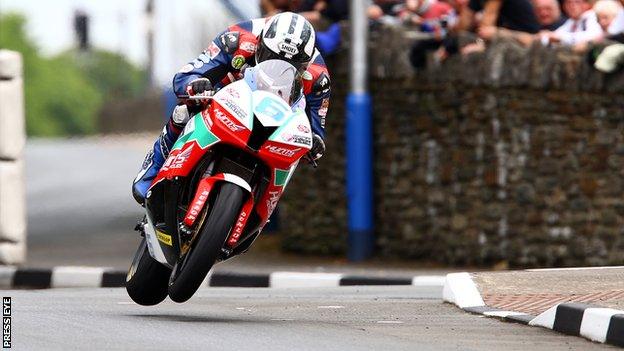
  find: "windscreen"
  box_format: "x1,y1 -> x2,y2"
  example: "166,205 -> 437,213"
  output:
246,59 -> 298,105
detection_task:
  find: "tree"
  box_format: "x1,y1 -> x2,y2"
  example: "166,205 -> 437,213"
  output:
0,13 -> 102,136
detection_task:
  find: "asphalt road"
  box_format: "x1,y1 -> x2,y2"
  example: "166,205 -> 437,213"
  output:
4,286 -> 615,351
26,138 -> 146,268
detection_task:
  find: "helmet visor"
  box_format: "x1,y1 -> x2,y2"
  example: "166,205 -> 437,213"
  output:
255,41 -> 308,75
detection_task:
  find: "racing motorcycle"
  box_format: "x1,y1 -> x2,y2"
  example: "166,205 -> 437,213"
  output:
126,60 -> 313,305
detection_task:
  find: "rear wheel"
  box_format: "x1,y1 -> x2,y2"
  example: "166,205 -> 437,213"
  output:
125,238 -> 172,306
168,183 -> 244,303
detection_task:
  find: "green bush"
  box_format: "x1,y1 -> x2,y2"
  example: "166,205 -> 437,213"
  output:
0,13 -> 102,136
62,49 -> 147,99
0,13 -> 147,136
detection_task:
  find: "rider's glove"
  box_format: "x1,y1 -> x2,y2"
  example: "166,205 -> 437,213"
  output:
185,78 -> 214,111
186,78 -> 214,98
307,134 -> 325,163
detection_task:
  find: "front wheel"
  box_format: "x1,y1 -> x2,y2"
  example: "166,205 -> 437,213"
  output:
168,183 -> 244,303
126,238 -> 172,306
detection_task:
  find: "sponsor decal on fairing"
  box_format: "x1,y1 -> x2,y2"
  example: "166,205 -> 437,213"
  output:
164,144 -> 193,170
225,87 -> 240,99
214,108 -> 245,132
265,145 -> 301,158
282,133 -> 312,146
221,98 -> 248,120
266,191 -> 280,215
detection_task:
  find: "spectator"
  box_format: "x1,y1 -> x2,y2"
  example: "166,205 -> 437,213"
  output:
594,0 -> 623,33
368,0 -> 405,21
298,0 -> 349,24
408,0 -> 469,68
296,1 -> 349,57
465,0 -> 541,36
399,0 -> 455,29
457,0 -> 541,53
608,4 -> 624,34
479,0 -> 567,46
533,0 -> 567,30
541,0 -> 602,46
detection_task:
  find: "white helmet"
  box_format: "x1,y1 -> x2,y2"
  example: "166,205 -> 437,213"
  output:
256,12 -> 316,74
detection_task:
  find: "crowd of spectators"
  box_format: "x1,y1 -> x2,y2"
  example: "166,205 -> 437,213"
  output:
369,0 -> 624,71
260,0 -> 624,72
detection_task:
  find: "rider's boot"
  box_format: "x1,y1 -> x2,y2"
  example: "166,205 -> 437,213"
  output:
131,119 -> 182,205
132,103 -> 194,205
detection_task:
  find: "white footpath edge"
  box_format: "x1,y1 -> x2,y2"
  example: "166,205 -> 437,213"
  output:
443,271 -> 624,346
442,272 -> 485,308
528,304 -> 557,329
0,266 -> 448,289
530,304 -> 624,344
52,266 -> 106,288
580,308 -> 623,343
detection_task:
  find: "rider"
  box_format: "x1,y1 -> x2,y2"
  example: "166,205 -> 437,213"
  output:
132,12 -> 331,205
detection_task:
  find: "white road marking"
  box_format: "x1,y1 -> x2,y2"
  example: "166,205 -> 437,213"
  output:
317,305 -> 344,309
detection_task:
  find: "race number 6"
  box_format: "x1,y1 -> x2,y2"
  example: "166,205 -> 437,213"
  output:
255,97 -> 289,122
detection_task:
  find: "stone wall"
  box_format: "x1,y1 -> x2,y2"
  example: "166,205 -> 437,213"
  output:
279,25 -> 624,267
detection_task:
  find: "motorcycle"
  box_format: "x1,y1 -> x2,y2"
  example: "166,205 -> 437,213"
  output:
126,60 -> 313,304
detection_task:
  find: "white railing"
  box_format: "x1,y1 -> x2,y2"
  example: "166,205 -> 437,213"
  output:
0,50 -> 26,264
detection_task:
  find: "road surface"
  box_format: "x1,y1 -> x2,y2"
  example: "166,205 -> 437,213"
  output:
4,285 -> 615,350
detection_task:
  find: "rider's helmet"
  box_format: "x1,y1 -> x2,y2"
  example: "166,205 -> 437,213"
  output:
256,12 -> 316,75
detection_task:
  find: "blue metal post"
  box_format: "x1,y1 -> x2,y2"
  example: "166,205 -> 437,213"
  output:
346,93 -> 374,261
346,0 -> 374,261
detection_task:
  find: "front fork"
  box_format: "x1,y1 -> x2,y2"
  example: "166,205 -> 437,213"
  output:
179,173 -> 254,256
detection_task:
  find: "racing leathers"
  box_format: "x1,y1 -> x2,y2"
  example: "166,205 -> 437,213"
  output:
132,18 -> 331,204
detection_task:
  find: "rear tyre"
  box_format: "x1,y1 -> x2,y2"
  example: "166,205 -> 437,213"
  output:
126,238 -> 172,306
168,183 -> 244,303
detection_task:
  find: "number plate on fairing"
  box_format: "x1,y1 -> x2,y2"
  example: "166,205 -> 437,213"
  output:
249,91 -> 312,148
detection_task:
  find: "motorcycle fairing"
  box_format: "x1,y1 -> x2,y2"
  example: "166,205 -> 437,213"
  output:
144,74 -> 312,265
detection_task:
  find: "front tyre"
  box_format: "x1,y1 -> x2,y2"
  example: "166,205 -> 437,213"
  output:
168,183 -> 244,303
126,238 -> 172,306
